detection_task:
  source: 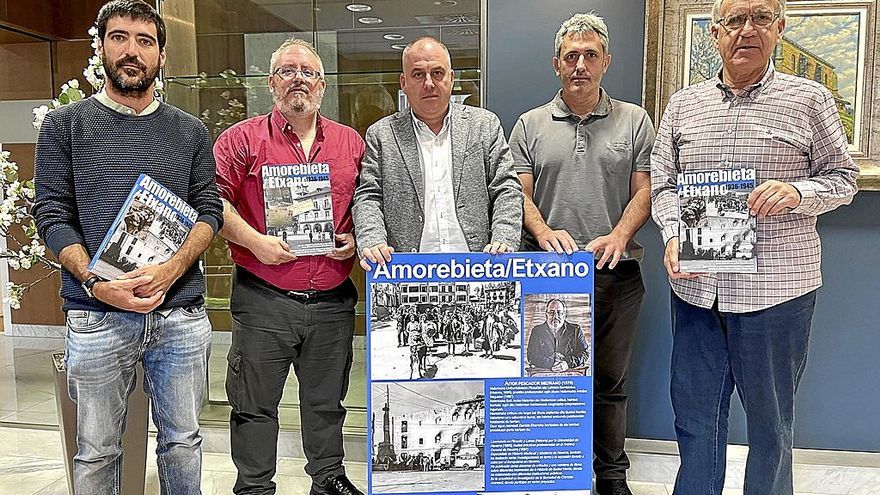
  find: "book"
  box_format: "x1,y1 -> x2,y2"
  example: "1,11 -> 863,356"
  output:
677,167 -> 757,273
262,163 -> 334,256
88,174 -> 197,280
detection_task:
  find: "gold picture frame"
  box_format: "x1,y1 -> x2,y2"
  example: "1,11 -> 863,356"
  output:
643,0 -> 880,190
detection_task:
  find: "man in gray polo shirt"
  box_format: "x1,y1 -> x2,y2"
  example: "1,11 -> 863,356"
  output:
509,12 -> 654,495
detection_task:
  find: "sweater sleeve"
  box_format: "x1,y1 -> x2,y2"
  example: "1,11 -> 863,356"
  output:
33,109 -> 86,257
189,122 -> 224,234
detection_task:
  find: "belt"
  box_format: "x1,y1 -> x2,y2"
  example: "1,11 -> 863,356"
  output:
237,268 -> 351,303
594,259 -> 640,274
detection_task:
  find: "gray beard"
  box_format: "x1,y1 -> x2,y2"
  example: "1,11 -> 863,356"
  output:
273,88 -> 323,117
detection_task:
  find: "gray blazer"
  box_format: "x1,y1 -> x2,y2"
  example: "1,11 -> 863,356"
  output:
353,103 -> 523,253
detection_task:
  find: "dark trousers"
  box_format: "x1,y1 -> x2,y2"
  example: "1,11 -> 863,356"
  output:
593,261 -> 645,480
670,290 -> 816,495
226,269 -> 357,495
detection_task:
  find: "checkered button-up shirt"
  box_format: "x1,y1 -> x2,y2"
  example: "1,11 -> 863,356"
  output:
651,64 -> 859,313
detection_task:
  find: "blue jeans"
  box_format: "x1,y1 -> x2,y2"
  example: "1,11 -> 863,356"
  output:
670,290 -> 816,495
65,306 -> 212,495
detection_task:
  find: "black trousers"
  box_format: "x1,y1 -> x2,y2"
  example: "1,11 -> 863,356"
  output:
227,268 -> 357,495
593,261 -> 645,481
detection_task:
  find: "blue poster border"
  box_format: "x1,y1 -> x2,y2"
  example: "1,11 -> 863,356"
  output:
366,252 -> 594,495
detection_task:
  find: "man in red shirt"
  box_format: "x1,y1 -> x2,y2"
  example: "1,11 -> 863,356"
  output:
214,39 -> 364,495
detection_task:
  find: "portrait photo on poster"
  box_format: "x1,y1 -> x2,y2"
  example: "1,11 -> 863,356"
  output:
523,293 -> 592,377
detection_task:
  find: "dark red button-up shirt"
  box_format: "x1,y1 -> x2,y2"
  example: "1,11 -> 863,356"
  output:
214,107 -> 364,291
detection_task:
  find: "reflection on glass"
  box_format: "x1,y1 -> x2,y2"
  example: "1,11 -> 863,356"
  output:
160,0 -> 482,409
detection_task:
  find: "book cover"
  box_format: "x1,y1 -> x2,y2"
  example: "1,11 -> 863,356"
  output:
262,163 -> 334,256
88,174 -> 197,280
367,252 -> 594,495
677,167 -> 757,273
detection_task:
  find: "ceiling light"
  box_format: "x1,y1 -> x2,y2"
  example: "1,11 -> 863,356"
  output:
346,3 -> 372,12
358,16 -> 383,24
391,43 -> 407,50
383,33 -> 405,41
435,0 -> 458,6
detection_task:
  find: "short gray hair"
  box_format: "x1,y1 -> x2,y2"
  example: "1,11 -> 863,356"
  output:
554,12 -> 610,58
401,36 -> 452,68
711,0 -> 786,21
269,38 -> 324,76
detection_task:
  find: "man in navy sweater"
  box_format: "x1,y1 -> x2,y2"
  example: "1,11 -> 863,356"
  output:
33,2 -> 222,493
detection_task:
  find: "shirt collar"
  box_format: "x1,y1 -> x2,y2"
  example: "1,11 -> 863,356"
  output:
410,107 -> 451,139
715,61 -> 776,100
551,87 -> 612,119
94,90 -> 159,116
271,106 -> 326,142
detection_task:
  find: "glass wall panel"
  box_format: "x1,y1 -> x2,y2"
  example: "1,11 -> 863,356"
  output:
160,0 -> 483,416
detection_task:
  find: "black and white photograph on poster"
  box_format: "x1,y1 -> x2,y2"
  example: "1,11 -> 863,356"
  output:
477,491 -> 590,495
371,381 -> 485,493
523,293 -> 592,377
370,281 -> 521,380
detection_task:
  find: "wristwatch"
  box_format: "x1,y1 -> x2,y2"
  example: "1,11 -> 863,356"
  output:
81,275 -> 101,299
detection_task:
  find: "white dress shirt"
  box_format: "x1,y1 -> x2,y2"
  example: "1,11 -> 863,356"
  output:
412,111 -> 469,252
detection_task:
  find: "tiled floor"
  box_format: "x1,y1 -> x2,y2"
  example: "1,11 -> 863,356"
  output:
2,334 -> 880,494
2,427 -> 880,494
0,333 -> 367,430
0,425 -> 366,494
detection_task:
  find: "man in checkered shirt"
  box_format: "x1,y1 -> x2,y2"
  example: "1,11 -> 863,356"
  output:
650,0 -> 859,493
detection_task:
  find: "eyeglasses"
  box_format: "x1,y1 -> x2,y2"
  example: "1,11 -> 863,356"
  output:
715,10 -> 780,30
273,66 -> 322,80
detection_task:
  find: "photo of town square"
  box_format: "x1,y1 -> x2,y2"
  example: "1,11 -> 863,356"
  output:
680,189 -> 755,263
91,189 -> 192,280
262,173 -> 334,255
370,281 -> 522,380
371,381 -> 485,493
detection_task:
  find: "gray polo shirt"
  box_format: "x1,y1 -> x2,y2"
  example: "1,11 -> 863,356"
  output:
510,89 -> 655,260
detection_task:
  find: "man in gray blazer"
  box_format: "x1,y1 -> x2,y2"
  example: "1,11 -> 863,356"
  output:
353,36 -> 522,267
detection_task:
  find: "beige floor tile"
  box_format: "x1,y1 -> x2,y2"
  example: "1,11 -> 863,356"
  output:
630,480 -> 670,494
0,456 -> 65,494
201,452 -> 237,473
31,476 -> 69,495
0,428 -> 63,459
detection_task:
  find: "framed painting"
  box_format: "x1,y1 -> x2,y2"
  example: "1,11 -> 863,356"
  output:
644,0 -> 880,190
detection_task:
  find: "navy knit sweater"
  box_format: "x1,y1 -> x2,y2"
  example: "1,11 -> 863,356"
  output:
34,97 -> 224,311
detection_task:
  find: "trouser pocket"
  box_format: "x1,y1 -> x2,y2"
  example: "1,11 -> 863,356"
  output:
225,349 -> 243,406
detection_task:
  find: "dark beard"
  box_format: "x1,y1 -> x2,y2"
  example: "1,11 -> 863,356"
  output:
103,54 -> 159,97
